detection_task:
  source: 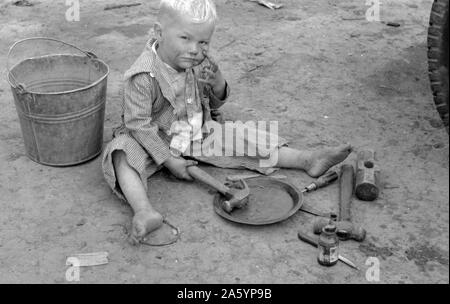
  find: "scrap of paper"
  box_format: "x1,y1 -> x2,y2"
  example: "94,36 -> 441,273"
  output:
66,252 -> 109,267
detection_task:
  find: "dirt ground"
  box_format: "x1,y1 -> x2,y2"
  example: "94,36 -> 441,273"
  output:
0,0 -> 448,284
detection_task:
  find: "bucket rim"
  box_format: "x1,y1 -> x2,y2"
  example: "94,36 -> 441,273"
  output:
6,54 -> 110,95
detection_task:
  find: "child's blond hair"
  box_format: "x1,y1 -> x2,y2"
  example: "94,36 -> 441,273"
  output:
158,0 -> 217,24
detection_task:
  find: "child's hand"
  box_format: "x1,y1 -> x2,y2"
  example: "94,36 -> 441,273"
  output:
199,50 -> 227,99
163,156 -> 197,181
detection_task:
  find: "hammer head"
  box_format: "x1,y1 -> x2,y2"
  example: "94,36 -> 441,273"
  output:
222,179 -> 250,213
313,218 -> 366,242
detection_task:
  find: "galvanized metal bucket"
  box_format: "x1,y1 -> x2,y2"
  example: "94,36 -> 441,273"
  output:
7,37 -> 109,166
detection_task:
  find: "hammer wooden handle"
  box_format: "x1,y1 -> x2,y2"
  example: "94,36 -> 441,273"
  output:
297,230 -> 320,248
186,166 -> 230,196
226,174 -> 287,182
339,164 -> 354,222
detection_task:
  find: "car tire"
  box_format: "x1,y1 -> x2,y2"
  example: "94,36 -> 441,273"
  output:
428,0 -> 449,132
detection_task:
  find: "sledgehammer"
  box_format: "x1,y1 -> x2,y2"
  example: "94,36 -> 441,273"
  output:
313,164 -> 366,241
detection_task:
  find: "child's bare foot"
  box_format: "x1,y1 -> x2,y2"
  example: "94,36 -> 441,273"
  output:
306,144 -> 352,177
129,208 -> 164,245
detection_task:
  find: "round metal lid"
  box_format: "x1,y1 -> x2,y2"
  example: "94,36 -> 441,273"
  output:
213,177 -> 304,225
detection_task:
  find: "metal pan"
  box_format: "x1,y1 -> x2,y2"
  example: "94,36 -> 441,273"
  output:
213,177 -> 304,225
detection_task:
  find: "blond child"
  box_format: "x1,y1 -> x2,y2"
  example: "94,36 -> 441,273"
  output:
102,0 -> 352,244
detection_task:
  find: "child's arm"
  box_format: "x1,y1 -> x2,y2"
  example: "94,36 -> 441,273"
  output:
123,73 -> 172,166
198,51 -> 230,109
163,157 -> 197,180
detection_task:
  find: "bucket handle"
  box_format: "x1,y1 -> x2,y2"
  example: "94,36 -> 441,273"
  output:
7,37 -> 98,93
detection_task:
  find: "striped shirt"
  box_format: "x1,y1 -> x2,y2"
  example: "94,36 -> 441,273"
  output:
115,38 -> 229,166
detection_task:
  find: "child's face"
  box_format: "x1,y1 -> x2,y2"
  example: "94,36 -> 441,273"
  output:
156,14 -> 215,72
